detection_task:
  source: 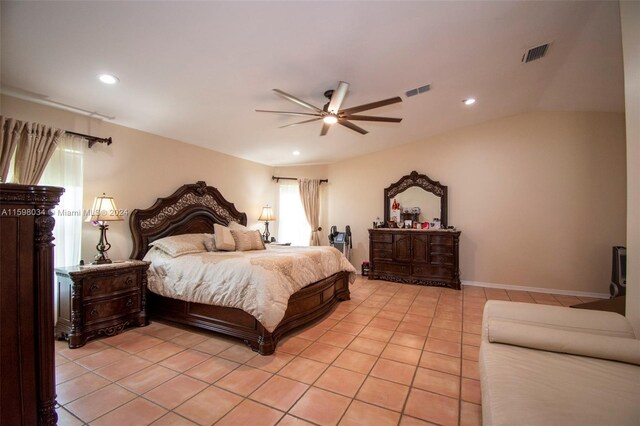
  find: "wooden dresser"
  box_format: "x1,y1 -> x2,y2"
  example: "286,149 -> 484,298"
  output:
368,228 -> 461,289
55,260 -> 150,348
0,183 -> 64,425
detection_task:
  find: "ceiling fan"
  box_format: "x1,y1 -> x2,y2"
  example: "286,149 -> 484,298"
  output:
256,81 -> 402,136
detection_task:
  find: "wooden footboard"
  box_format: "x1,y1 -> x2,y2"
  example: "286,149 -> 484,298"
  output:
147,270 -> 350,355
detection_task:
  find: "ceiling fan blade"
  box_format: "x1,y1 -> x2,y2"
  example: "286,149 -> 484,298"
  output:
256,109 -> 322,117
339,119 -> 368,135
279,117 -> 322,128
320,122 -> 331,136
345,115 -> 402,123
328,81 -> 350,114
340,96 -> 403,115
273,89 -> 324,113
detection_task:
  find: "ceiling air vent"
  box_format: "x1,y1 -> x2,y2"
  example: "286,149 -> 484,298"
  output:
406,84 -> 431,98
522,43 -> 550,63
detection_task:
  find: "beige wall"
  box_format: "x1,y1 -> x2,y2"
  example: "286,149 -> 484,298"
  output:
1,96 -> 628,297
1,95 -> 275,262
620,1 -> 640,334
327,111 -> 627,295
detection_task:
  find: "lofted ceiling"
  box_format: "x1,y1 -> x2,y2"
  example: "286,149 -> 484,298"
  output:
0,1 -> 624,166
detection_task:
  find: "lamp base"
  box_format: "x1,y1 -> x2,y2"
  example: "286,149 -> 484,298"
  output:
263,221 -> 271,243
92,223 -> 113,265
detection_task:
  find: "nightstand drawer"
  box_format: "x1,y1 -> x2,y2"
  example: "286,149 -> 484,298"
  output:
84,292 -> 140,325
83,271 -> 138,299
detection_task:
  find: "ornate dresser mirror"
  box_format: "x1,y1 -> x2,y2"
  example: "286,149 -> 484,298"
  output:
384,170 -> 448,227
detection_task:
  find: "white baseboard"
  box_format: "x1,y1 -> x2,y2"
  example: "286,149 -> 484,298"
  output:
357,274 -> 609,299
462,280 -> 609,299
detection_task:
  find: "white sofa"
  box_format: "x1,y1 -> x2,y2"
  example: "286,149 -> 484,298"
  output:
479,300 -> 640,426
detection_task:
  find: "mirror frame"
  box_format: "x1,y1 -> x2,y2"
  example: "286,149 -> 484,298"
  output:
384,170 -> 448,227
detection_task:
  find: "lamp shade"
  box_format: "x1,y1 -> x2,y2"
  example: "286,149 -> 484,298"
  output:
258,205 -> 275,222
85,194 -> 124,222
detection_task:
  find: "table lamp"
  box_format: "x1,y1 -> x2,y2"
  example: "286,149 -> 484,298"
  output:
86,193 -> 123,264
258,205 -> 275,243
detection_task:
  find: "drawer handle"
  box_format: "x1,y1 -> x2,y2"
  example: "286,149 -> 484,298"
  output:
126,298 -> 133,307
90,283 -> 100,293
90,309 -> 98,317
125,277 -> 134,286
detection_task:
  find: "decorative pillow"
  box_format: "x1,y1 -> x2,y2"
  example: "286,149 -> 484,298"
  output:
149,233 -> 211,257
228,221 -> 248,231
230,229 -> 266,251
203,234 -> 218,252
213,223 -> 236,251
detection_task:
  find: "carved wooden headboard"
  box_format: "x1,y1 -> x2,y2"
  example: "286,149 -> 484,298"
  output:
129,181 -> 247,259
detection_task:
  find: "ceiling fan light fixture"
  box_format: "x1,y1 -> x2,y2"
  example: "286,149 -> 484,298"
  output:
463,98 -> 476,106
256,82 -> 402,136
323,115 -> 338,124
98,74 -> 119,85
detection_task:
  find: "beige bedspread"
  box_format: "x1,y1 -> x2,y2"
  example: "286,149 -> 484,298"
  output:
144,245 -> 356,332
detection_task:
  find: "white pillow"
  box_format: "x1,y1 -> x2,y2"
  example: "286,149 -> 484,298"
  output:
150,233 -> 211,257
228,221 -> 248,231
213,223 -> 236,251
230,229 -> 266,251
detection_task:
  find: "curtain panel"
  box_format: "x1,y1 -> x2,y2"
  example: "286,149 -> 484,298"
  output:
0,117 -> 25,183
14,122 -> 65,185
298,178 -> 321,246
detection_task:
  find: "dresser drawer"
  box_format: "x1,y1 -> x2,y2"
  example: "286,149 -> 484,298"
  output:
84,292 -> 140,325
430,244 -> 454,255
372,242 -> 393,259
373,249 -> 393,259
430,254 -> 454,265
83,271 -> 138,299
371,233 -> 393,243
412,264 -> 453,278
430,235 -> 453,245
375,261 -> 410,275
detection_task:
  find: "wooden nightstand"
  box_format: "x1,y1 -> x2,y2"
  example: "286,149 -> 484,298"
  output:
55,260 -> 150,348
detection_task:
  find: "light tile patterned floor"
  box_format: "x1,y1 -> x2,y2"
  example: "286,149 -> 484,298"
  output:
55,278 -> 598,425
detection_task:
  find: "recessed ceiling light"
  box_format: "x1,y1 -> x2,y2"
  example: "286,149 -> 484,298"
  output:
98,74 -> 119,85
292,150 -> 300,156
323,115 -> 338,124
463,98 -> 476,106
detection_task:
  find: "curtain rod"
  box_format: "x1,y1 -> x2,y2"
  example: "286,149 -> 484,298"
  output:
65,131 -> 112,149
272,176 -> 328,184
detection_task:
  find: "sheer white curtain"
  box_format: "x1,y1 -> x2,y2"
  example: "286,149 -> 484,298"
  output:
277,183 -> 311,246
39,134 -> 85,268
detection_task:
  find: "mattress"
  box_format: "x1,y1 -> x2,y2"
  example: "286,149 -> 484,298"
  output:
144,245 -> 356,332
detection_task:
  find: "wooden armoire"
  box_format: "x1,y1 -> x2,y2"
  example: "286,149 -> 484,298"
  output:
0,183 -> 64,425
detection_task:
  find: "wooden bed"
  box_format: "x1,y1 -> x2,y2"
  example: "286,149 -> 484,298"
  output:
129,181 -> 350,355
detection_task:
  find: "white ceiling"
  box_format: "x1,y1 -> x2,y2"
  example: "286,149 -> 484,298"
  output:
1,1 -> 624,166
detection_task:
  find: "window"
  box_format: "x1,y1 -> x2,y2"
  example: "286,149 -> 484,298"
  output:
277,183 -> 310,246
39,134 -> 84,268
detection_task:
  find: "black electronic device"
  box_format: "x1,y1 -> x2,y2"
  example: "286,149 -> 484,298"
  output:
329,225 -> 352,260
610,246 -> 626,297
